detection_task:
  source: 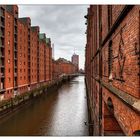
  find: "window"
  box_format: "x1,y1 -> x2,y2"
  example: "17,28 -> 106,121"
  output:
24,76 -> 26,80
20,77 -> 22,80
8,50 -> 10,55
20,61 -> 22,65
8,77 -> 11,82
20,69 -> 22,72
8,69 -> 10,73
8,22 -> 10,27
24,62 -> 25,65
8,41 -> 10,45
133,130 -> 140,136
8,59 -> 10,64
8,15 -> 10,18
8,31 -> 10,36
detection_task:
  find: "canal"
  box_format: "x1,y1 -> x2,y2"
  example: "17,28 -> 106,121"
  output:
0,76 -> 89,136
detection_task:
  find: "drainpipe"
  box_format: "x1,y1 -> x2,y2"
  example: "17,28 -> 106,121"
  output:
99,5 -> 102,136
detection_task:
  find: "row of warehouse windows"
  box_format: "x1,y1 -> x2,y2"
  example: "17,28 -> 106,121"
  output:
7,59 -> 26,65
7,76 -> 27,83
20,69 -> 26,72
7,68 -> 26,73
19,53 -> 26,58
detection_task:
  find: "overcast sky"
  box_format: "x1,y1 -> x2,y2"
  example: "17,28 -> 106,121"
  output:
19,5 -> 88,69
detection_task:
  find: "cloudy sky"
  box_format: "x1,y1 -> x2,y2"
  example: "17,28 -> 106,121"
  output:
19,5 -> 88,69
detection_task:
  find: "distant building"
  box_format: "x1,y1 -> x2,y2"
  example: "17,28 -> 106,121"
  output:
52,58 -> 77,80
79,69 -> 85,74
71,53 -> 79,71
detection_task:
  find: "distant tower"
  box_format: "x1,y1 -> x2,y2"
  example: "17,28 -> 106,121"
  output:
52,43 -> 54,59
71,53 -> 79,71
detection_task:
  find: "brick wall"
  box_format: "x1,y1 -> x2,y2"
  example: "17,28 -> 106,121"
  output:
4,11 -> 14,99
30,28 -> 38,88
17,20 -> 28,94
0,5 -> 53,100
39,40 -> 45,82
45,46 -> 50,81
49,47 -> 52,81
52,58 -> 77,80
85,5 -> 140,136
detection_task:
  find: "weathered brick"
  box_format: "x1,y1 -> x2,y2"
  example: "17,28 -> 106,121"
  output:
85,5 -> 140,136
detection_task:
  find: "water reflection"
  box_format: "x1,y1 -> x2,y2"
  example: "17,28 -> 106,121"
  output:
0,76 -> 88,136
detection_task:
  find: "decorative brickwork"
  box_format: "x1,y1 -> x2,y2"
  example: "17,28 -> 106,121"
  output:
85,5 -> 140,136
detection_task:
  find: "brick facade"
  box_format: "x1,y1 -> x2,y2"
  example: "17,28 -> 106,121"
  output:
52,59 -> 60,80
30,26 -> 39,89
0,5 -> 53,100
39,40 -> 45,83
39,33 -> 52,83
52,58 -> 77,80
48,40 -> 52,82
17,19 -> 28,94
4,10 -> 14,99
85,5 -> 140,136
0,6 -> 5,101
45,45 -> 50,81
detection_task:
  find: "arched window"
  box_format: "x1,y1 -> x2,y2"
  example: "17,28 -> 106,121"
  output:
107,97 -> 114,113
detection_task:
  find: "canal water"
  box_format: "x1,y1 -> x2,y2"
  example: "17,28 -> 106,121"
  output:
0,76 -> 89,136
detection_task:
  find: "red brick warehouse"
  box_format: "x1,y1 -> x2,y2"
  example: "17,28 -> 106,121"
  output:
85,5 -> 140,136
0,6 -> 18,99
30,26 -> 39,90
52,58 -> 77,80
18,17 -> 29,94
0,5 -> 53,100
39,33 -> 52,84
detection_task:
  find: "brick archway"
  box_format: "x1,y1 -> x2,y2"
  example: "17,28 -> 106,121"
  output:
103,97 -> 125,136
107,97 -> 114,113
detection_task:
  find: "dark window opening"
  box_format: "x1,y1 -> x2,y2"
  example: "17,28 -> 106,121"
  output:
133,130 -> 140,136
107,97 -> 114,113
